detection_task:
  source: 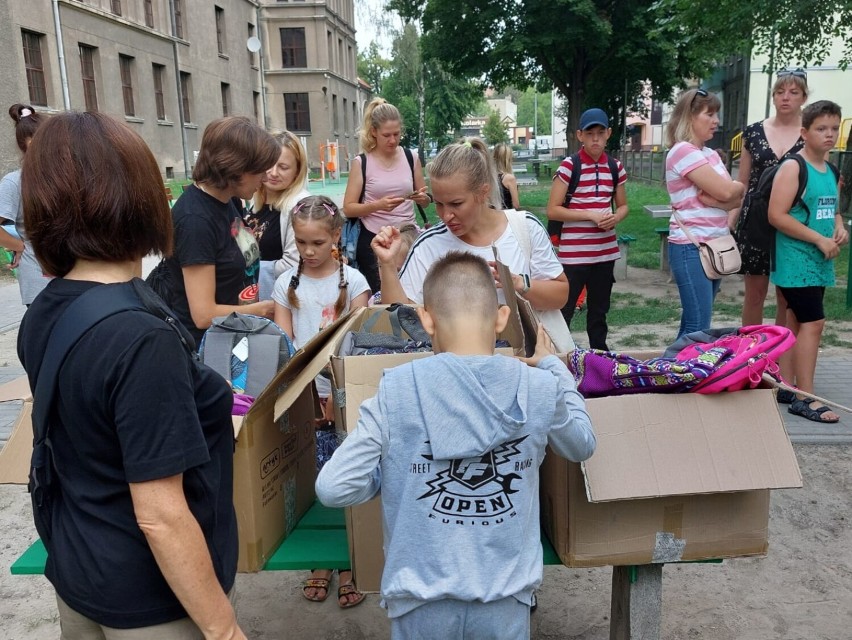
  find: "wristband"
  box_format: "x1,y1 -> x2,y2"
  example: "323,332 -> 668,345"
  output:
520,273 -> 531,295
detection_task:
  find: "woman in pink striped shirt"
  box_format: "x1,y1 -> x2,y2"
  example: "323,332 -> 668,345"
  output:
665,89 -> 745,338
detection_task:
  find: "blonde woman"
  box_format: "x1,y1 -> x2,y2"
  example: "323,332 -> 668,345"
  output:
343,98 -> 429,292
373,137 -> 568,313
245,131 -> 311,299
492,143 -> 520,209
665,89 -> 745,339
734,68 -> 808,330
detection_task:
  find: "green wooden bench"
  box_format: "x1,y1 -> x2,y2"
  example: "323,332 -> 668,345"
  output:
11,501 -> 561,575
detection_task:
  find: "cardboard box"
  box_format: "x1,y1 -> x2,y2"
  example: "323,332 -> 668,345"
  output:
0,376 -> 33,484
0,317 -> 355,573
540,390 -> 803,567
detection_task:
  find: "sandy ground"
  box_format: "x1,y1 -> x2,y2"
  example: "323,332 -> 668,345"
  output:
1,268 -> 851,638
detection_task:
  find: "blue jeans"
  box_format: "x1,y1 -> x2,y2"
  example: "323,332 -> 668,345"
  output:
668,242 -> 721,339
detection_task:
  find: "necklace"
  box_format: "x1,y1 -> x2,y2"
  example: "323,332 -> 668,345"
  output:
373,148 -> 398,169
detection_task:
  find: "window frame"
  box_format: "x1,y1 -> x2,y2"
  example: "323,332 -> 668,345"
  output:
21,30 -> 47,107
280,27 -> 307,68
283,92 -> 311,133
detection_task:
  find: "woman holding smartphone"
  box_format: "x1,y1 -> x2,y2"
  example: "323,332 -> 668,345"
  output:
342,98 -> 429,292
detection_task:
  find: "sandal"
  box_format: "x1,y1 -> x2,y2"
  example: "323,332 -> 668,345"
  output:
302,576 -> 330,602
776,389 -> 795,404
788,399 -> 840,424
337,582 -> 366,609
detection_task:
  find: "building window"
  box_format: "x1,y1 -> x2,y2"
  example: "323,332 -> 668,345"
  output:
280,28 -> 306,68
343,97 -> 348,132
153,63 -> 166,120
119,55 -> 135,117
221,83 -> 230,116
144,0 -> 154,27
110,0 -> 121,15
215,6 -> 226,55
79,45 -> 98,112
332,93 -> 338,133
179,71 -> 192,123
248,23 -> 257,67
173,0 -> 184,39
253,91 -> 260,124
21,30 -> 47,107
283,92 -> 310,132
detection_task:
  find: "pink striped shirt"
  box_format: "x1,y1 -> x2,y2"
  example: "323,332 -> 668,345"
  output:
665,142 -> 731,244
553,149 -> 627,265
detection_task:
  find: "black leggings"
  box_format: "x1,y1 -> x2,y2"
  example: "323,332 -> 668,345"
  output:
355,222 -> 380,294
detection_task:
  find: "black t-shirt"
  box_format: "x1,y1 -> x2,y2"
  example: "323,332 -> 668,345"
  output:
167,185 -> 251,342
18,278 -> 238,629
244,203 -> 283,261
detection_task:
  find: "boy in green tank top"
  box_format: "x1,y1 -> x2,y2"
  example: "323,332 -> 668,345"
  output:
768,100 -> 849,423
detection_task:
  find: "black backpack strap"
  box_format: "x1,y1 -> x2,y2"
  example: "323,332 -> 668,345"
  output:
357,153 -> 367,204
607,155 -> 620,209
403,148 -> 429,225
562,152 -> 583,207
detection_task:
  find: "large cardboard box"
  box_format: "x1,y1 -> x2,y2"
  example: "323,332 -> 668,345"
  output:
0,318 -> 353,573
0,375 -> 33,484
540,390 -> 803,567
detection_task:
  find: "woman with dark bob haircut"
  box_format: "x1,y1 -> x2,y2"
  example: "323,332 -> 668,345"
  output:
18,111 -> 247,638
166,116 -> 280,342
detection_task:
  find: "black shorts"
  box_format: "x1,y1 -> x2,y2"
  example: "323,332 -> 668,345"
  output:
777,286 -> 826,323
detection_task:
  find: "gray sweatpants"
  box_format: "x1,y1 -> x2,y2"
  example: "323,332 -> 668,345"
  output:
390,596 -> 531,640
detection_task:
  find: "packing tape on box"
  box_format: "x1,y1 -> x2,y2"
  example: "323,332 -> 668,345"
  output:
331,387 -> 346,408
652,504 -> 686,563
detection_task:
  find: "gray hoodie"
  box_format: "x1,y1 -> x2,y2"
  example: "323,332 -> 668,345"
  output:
315,352 -> 595,618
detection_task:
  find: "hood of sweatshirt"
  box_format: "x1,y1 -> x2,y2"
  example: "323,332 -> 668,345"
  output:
411,352 -> 534,460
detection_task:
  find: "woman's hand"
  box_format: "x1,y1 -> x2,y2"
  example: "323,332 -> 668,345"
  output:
487,260 -> 519,293
408,187 -> 430,207
371,225 -> 403,265
376,195 -> 405,212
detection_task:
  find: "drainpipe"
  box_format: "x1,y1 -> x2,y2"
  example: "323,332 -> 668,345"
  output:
167,0 -> 192,180
255,4 -> 270,130
51,0 -> 71,109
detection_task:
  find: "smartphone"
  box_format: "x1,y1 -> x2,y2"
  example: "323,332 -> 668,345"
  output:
405,191 -> 419,199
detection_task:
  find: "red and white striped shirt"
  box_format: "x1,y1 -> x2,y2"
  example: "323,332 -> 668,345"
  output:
553,149 -> 627,265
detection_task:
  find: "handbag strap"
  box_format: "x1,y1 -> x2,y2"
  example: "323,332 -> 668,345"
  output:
671,210 -> 702,248
503,208 -> 533,268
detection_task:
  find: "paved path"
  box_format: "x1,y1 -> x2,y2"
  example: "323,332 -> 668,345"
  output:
1,281 -> 850,448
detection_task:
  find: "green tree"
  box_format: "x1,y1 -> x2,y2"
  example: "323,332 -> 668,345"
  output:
378,4 -> 483,158
655,0 -> 852,71
481,110 -> 509,145
421,0 -> 722,152
357,42 -> 391,95
516,90 -> 551,136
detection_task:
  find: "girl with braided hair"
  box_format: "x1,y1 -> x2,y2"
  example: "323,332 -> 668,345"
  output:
271,194 -> 369,608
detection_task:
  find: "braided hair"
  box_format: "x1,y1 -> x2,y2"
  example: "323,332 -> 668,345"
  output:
286,195 -> 348,318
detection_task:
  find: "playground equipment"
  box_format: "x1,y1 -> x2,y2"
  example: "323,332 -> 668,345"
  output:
319,140 -> 342,185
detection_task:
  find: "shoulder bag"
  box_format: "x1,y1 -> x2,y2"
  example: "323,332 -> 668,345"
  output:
672,210 -> 741,279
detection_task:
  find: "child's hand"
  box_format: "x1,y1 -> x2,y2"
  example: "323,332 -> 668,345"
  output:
596,211 -> 617,231
816,236 -> 840,260
833,224 -> 849,247
371,225 -> 402,266
517,325 -> 557,367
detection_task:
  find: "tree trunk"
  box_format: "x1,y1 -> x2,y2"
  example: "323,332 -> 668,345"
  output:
418,62 -> 426,166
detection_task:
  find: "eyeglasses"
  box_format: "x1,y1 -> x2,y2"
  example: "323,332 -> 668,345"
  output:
777,67 -> 807,79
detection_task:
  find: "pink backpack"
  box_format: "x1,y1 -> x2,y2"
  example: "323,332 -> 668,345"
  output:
674,325 -> 795,394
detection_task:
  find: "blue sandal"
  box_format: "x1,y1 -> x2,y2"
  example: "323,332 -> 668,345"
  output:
776,389 -> 795,404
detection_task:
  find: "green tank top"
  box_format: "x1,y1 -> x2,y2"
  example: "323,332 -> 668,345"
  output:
771,158 -> 838,288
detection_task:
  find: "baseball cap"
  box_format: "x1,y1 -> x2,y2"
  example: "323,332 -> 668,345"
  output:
579,108 -> 609,130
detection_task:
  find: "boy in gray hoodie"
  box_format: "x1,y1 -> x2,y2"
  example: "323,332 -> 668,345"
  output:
315,251 -> 595,639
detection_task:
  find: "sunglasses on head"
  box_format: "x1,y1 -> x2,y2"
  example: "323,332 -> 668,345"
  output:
690,88 -> 708,107
777,67 -> 807,79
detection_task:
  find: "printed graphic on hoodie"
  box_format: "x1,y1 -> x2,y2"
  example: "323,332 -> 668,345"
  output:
417,436 -> 530,523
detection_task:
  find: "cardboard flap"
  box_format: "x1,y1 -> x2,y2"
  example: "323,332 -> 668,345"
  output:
272,309 -> 364,423
582,389 -> 802,502
0,376 -> 31,402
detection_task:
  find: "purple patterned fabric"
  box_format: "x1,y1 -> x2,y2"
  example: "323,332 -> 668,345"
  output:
567,347 -> 731,398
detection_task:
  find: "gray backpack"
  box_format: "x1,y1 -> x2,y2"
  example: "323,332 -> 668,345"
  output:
199,313 -> 295,397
